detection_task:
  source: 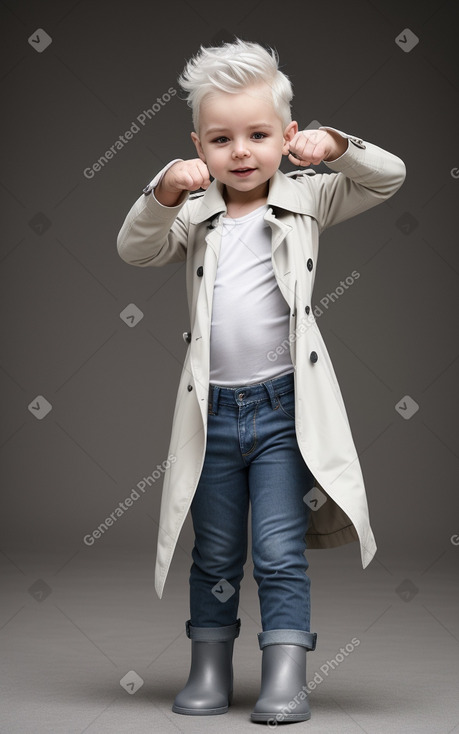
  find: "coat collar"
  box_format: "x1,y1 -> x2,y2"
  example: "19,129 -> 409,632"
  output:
188,168 -> 317,224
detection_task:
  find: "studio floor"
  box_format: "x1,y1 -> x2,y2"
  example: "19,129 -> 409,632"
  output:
1,544 -> 458,733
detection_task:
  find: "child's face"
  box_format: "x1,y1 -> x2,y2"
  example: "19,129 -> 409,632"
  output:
191,83 -> 297,201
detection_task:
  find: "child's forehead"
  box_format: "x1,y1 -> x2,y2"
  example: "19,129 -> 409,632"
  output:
199,84 -> 283,127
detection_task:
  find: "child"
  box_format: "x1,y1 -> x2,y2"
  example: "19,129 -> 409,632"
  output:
117,38 -> 406,724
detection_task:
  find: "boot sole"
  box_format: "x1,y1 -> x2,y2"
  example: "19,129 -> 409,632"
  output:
172,690 -> 232,716
251,711 -> 311,722
172,703 -> 229,716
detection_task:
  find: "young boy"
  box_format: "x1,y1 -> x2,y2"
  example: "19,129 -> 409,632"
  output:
117,39 -> 406,724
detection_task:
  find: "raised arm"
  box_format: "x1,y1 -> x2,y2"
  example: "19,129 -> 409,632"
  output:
288,127 -> 406,232
116,158 -> 210,267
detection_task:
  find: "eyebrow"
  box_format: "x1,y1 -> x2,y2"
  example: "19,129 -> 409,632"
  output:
204,123 -> 276,135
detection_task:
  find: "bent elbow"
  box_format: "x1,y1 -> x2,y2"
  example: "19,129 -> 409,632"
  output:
391,156 -> 407,194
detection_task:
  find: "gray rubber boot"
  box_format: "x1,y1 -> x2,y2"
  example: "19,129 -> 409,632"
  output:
251,633 -> 317,724
172,619 -> 241,716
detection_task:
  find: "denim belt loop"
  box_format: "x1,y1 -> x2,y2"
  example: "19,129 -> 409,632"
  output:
209,385 -> 220,414
263,379 -> 279,410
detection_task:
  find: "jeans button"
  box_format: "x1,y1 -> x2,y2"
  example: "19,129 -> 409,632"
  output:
238,392 -> 244,400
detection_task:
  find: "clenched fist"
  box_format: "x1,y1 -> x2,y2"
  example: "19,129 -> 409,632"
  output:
287,129 -> 347,167
155,159 -> 211,206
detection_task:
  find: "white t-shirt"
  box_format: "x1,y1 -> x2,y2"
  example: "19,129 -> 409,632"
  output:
209,204 -> 294,386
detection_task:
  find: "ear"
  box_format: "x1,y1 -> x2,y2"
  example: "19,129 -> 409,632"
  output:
282,121 -> 299,155
191,132 -> 206,162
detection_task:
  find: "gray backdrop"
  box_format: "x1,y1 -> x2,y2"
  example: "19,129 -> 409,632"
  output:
1,1 -> 458,732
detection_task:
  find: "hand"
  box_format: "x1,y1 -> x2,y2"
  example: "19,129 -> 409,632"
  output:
287,129 -> 345,166
162,158 -> 211,194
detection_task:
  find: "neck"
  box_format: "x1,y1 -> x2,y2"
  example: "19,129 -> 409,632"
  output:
223,181 -> 269,218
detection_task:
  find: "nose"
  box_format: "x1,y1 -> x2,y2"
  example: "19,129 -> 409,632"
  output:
231,139 -> 250,159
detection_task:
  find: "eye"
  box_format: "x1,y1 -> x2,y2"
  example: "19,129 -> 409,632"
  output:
212,136 -> 229,144
252,132 -> 267,140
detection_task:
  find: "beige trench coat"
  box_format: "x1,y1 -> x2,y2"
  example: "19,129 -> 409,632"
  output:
117,129 -> 406,599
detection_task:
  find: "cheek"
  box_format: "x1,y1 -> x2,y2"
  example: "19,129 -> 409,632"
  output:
264,148 -> 283,166
262,141 -> 283,159
204,150 -> 225,171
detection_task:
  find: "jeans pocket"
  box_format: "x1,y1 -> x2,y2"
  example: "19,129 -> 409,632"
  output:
277,391 -> 295,420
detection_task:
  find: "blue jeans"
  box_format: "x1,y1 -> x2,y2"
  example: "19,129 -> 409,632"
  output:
189,371 -> 317,650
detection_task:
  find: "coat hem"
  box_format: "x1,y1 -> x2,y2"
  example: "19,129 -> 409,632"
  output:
305,523 -> 359,549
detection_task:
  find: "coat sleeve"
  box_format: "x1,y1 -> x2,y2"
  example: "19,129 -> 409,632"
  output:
309,127 -> 406,232
116,161 -> 191,267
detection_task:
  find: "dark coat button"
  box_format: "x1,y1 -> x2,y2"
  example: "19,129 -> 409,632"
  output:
310,351 -> 318,364
307,258 -> 313,271
305,306 -> 310,315
196,266 -> 203,277
187,384 -> 193,391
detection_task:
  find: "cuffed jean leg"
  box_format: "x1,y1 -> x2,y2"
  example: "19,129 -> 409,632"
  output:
248,379 -> 316,633
257,628 -> 317,651
189,401 -> 249,627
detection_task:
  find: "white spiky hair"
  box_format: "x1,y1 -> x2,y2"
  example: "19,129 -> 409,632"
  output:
178,38 -> 293,133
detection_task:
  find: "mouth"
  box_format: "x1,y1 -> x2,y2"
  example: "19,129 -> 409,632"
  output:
230,168 -> 256,177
